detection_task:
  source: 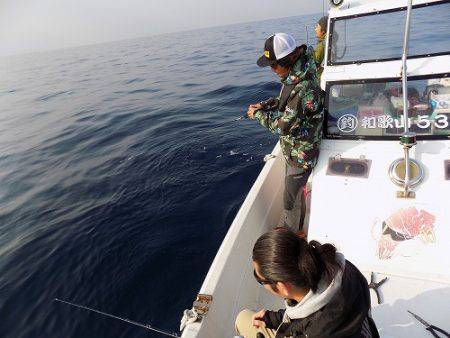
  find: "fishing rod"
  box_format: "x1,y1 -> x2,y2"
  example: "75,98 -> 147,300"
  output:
54,298 -> 180,338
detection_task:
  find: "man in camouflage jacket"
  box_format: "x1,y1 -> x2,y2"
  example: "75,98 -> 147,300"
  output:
247,33 -> 324,230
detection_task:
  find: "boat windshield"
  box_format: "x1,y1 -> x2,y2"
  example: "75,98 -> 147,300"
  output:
326,74 -> 450,139
329,1 -> 450,65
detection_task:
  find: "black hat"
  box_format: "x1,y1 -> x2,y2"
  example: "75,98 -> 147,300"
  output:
257,33 -> 297,67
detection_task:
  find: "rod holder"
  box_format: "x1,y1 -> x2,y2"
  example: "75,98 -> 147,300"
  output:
399,132 -> 417,148
397,132 -> 417,198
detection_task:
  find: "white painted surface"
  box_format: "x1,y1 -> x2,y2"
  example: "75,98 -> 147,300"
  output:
321,55 -> 450,85
309,139 -> 450,280
308,139 -> 450,335
329,0 -> 443,18
365,272 -> 450,337
182,143 -> 285,338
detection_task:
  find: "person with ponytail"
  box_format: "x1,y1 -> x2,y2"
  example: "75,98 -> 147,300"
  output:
235,228 -> 379,338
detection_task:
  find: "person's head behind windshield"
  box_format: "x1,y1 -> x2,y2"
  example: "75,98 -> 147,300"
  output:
316,16 -> 328,38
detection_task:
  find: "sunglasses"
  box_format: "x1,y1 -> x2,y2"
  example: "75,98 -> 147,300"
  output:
253,269 -> 276,285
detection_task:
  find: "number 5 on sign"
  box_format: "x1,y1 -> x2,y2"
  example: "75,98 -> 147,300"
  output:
416,115 -> 431,129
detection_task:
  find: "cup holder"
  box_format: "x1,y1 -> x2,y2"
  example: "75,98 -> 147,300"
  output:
388,158 -> 424,187
327,156 -> 371,178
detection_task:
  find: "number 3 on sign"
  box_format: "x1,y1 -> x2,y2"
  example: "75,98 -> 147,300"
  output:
434,114 -> 449,129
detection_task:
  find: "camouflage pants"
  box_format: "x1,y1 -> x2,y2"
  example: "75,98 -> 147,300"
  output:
283,164 -> 311,231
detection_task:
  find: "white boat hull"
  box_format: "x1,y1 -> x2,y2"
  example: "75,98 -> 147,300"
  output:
182,143 -> 285,338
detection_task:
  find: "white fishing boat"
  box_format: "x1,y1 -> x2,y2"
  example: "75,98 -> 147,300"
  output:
181,0 -> 450,337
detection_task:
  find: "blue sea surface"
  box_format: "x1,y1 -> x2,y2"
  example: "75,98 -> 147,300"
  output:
0,14 -> 319,338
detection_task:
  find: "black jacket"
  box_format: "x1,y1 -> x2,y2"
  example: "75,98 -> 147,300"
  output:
263,261 -> 379,338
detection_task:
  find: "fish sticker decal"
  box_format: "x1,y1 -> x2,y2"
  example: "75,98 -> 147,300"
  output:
374,206 -> 436,260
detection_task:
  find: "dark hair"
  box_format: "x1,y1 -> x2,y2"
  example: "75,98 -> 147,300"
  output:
276,45 -> 307,69
252,228 -> 340,293
318,16 -> 328,34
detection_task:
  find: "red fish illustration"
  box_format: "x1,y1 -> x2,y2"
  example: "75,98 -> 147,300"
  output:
376,206 -> 436,259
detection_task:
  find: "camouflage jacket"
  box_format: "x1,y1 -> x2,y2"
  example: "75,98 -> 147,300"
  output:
254,46 -> 324,171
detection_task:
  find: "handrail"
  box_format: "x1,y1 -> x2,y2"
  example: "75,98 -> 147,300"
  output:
401,0 -> 412,134
399,0 -> 416,198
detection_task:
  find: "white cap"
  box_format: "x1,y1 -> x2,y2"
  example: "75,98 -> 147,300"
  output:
257,33 -> 297,67
273,33 -> 297,59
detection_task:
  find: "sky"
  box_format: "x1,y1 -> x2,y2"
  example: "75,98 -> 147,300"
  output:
0,0 -> 325,56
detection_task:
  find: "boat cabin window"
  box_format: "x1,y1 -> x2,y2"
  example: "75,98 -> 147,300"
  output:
325,74 -> 450,139
329,1 -> 450,65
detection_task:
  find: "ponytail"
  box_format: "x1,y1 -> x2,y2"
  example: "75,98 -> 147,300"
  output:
308,240 -> 339,290
253,228 -> 340,293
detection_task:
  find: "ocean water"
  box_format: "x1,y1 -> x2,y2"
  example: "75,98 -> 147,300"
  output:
0,14 -> 320,338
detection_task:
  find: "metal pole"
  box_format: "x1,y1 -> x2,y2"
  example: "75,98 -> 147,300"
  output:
401,0 -> 413,129
400,0 -> 414,196
404,146 -> 410,194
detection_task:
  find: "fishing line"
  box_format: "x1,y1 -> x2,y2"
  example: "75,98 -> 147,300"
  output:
202,114 -> 249,132
54,298 -> 180,338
